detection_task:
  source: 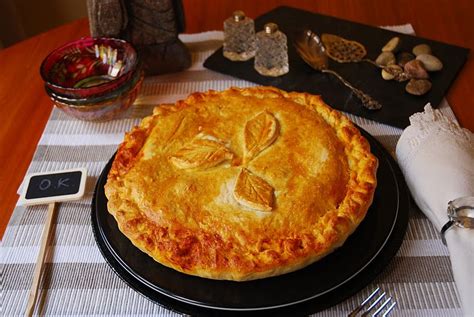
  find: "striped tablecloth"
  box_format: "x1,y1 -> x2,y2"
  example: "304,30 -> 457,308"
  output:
1,25 -> 463,316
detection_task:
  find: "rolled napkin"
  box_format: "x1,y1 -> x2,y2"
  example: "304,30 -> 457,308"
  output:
396,104 -> 474,315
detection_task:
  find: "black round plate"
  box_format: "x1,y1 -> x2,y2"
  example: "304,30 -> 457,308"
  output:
91,129 -> 409,314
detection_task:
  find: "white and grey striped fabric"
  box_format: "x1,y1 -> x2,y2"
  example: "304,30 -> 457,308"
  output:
1,26 -> 463,316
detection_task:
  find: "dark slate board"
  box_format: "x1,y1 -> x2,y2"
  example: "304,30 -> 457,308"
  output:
204,6 -> 469,128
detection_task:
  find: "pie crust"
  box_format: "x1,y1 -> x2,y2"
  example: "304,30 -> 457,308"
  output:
104,86 -> 378,281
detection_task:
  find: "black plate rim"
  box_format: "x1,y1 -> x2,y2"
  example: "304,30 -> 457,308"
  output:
91,127 -> 408,312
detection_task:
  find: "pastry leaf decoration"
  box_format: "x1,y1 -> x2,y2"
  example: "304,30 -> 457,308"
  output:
169,111 -> 279,212
244,111 -> 279,163
170,138 -> 234,169
233,168 -> 274,211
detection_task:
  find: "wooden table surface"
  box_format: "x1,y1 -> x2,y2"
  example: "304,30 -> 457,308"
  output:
0,0 -> 472,238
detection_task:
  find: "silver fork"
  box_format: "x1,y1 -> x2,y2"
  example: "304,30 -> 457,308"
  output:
348,287 -> 397,317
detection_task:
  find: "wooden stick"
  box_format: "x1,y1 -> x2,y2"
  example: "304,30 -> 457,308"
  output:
25,202 -> 57,317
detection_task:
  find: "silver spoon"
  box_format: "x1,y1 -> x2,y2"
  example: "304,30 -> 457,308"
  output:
295,30 -> 382,110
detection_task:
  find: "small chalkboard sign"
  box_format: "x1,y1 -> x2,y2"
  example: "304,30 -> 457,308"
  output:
22,168 -> 87,316
19,168 -> 87,206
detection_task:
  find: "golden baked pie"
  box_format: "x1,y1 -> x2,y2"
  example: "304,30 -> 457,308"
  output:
104,86 -> 378,281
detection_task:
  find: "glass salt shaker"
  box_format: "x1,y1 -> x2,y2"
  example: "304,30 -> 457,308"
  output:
223,10 -> 256,61
254,23 -> 289,77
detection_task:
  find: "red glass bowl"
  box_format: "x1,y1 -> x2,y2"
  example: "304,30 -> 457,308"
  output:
40,37 -> 138,98
46,71 -> 144,121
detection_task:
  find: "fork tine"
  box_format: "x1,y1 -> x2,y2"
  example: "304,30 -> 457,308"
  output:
361,292 -> 386,317
348,288 -> 380,317
372,297 -> 392,316
381,301 -> 397,317
361,287 -> 381,306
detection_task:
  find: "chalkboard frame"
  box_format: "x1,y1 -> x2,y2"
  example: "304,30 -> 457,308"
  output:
19,168 -> 87,206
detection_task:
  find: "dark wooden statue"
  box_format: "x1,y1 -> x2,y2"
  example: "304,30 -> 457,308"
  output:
87,0 -> 191,75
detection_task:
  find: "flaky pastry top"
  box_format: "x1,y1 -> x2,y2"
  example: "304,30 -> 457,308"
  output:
105,86 -> 378,281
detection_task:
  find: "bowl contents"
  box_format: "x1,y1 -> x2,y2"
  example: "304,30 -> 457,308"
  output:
40,37 -> 143,121
40,37 -> 138,98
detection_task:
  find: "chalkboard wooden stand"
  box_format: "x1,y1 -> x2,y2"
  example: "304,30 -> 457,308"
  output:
25,202 -> 57,317
20,168 -> 87,317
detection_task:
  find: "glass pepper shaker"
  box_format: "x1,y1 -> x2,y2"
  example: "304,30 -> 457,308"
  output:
254,23 -> 289,77
223,10 -> 256,61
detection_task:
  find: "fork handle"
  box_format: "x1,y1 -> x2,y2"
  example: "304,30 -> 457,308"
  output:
322,69 -> 382,110
348,307 -> 363,317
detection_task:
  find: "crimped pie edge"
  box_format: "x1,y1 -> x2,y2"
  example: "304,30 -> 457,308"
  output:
104,86 -> 378,281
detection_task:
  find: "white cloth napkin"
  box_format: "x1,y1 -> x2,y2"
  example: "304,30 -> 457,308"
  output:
396,104 -> 474,316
